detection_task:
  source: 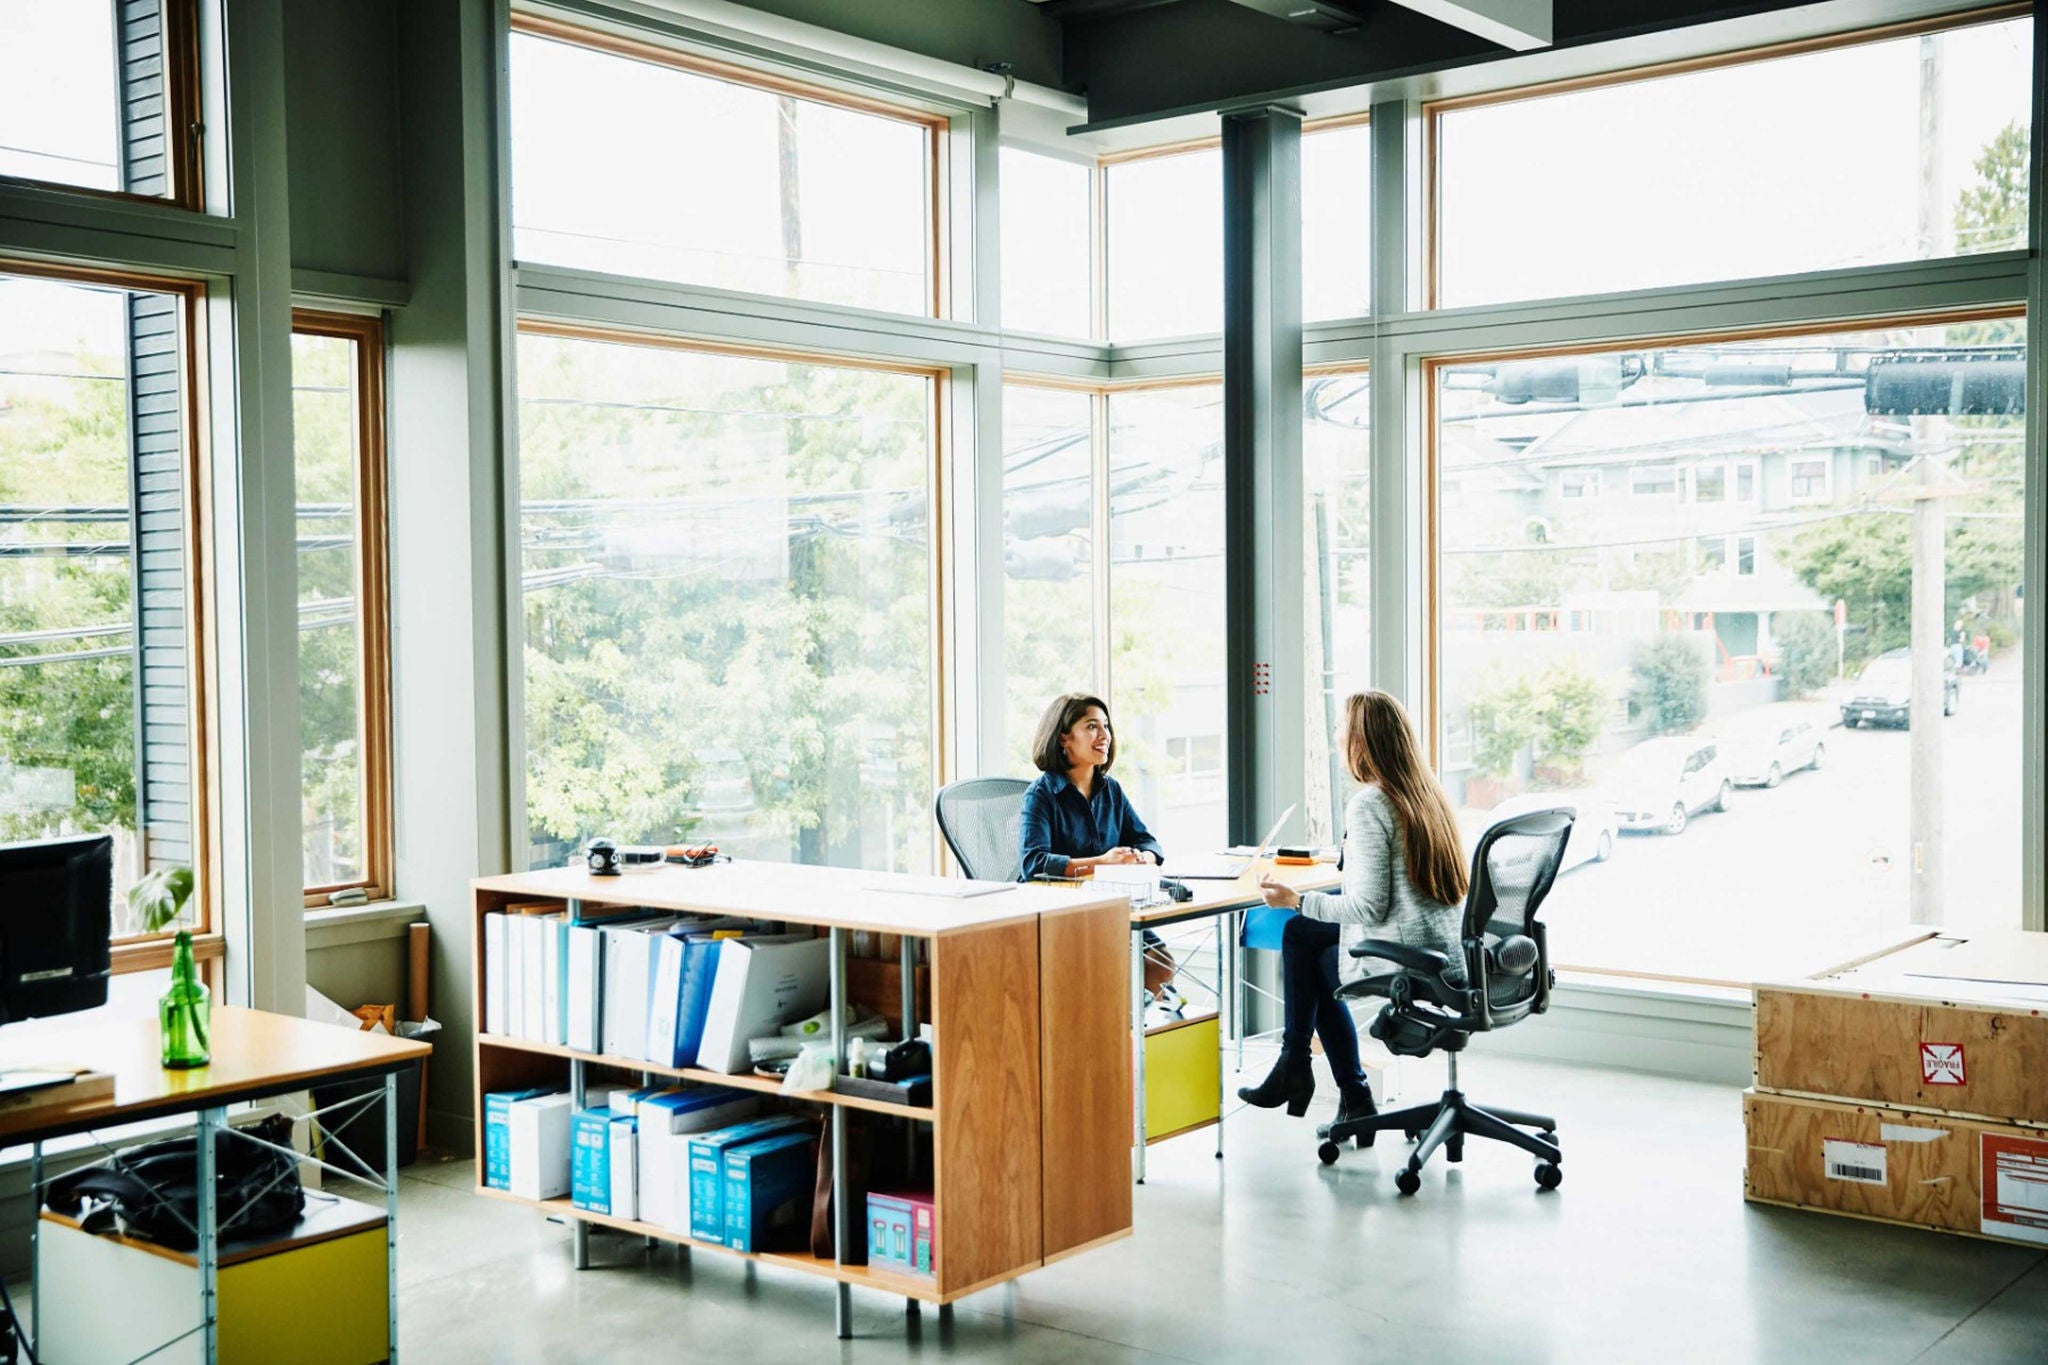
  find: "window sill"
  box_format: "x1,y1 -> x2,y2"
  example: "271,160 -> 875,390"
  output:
305,900 -> 427,951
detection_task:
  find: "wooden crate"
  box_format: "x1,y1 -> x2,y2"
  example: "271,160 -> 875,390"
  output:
1754,931 -> 2048,1128
1744,1089 -> 2048,1248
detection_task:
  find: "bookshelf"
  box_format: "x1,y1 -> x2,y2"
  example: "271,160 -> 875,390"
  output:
470,862 -> 1134,1333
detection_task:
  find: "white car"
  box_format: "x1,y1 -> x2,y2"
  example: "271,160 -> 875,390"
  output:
1721,718 -> 1826,788
1599,736 -> 1734,837
1478,792 -> 1618,871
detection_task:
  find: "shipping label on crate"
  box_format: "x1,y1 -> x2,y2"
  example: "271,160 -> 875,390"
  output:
1919,1042 -> 1967,1086
1823,1138 -> 1888,1186
1981,1133 -> 2048,1247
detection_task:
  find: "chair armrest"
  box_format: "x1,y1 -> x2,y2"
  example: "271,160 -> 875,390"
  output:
1346,939 -> 1452,976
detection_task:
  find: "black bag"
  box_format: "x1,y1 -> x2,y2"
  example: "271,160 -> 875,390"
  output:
44,1114 -> 305,1251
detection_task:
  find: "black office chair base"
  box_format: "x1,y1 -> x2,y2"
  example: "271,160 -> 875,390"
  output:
1318,1086 -> 1561,1191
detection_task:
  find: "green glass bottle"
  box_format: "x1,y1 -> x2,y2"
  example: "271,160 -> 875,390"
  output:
159,929 -> 211,1069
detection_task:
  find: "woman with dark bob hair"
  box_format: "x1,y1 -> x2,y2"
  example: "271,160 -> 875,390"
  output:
1017,693 -> 1176,999
1017,692 -> 1161,880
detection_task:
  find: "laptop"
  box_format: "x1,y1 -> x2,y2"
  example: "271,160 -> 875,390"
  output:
1167,804 -> 1298,881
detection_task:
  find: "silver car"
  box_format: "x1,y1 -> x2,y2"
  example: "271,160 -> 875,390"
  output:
1722,718 -> 1826,788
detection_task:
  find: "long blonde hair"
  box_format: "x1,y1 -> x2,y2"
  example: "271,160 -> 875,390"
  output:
1343,691 -> 1469,908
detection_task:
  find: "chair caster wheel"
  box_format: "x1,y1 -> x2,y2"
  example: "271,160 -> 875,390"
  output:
1535,1162 -> 1562,1190
1395,1168 -> 1421,1196
1318,1141 -> 1341,1166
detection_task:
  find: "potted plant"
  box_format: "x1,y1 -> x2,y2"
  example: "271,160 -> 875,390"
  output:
128,866 -> 208,1068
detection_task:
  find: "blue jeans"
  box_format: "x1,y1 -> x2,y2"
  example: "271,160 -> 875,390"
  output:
1281,915 -> 1365,1089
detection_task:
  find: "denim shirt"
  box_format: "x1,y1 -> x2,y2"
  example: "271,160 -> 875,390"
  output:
1016,770 -> 1164,880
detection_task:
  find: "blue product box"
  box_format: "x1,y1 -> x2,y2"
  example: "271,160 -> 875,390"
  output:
483,1087 -> 552,1191
571,1106 -> 614,1213
722,1129 -> 820,1253
686,1114 -> 811,1245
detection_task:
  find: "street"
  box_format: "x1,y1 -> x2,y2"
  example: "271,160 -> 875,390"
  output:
1537,670 -> 2025,983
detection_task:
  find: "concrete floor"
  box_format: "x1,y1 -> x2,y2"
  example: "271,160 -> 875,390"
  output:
392,1052 -> 2047,1364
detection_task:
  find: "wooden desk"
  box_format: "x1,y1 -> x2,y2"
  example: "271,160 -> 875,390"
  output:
0,1007 -> 427,1363
470,862 -> 1133,1336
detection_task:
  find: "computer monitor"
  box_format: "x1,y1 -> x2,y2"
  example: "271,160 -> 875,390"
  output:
0,834 -> 113,1025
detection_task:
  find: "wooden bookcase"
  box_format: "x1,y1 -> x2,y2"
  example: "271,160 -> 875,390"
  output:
469,862 -> 1133,1329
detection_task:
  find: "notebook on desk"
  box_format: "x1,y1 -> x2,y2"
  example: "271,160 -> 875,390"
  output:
1166,805 -> 1297,880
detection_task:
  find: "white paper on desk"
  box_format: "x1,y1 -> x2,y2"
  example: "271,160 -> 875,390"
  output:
1092,863 -> 1161,896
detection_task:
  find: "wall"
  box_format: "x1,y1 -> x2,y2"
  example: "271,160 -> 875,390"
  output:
283,0 -> 405,284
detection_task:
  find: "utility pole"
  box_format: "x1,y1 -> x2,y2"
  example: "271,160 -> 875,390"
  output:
1908,421 -> 1948,926
1918,34 -> 1945,259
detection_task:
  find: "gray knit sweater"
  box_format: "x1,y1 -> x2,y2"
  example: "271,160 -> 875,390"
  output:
1299,786 -> 1464,982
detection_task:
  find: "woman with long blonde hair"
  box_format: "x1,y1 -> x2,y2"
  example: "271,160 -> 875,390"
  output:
1239,690 -> 1469,1122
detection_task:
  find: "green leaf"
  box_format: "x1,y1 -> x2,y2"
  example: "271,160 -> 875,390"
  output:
128,865 -> 195,935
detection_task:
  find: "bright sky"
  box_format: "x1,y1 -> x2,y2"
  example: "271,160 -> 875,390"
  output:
0,0 -> 119,188
1438,19 -> 2033,306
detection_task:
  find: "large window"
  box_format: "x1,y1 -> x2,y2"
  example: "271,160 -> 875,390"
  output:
1105,121 -> 1370,340
0,0 -> 199,205
292,313 -> 391,904
1106,148 -> 1222,342
517,329 -> 938,875
1433,15 -> 2032,308
1002,384 -> 1097,771
1000,148 -> 1094,339
1305,369 -> 1371,838
510,21 -> 941,316
1302,121 -> 1371,323
1106,384 -> 1226,855
1433,320 -> 2027,983
0,265 -> 205,947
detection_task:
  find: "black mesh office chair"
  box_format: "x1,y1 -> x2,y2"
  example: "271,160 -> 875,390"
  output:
933,777 -> 1032,881
1319,807 -> 1574,1194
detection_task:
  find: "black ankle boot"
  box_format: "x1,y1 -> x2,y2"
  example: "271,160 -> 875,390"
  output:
1335,1083 -> 1377,1127
1238,1052 -> 1315,1116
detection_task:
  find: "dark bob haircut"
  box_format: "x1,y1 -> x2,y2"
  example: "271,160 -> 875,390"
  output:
1031,693 -> 1115,776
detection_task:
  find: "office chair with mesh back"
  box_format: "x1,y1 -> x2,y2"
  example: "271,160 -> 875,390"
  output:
933,777 -> 1032,882
1318,807 -> 1575,1194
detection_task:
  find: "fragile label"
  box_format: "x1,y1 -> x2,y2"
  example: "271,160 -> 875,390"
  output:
1982,1133 -> 2048,1247
1920,1042 -> 1966,1086
1823,1138 -> 1887,1186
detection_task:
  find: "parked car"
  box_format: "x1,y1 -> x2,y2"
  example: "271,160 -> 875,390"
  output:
1599,736 -> 1733,837
1841,648 -> 1957,728
1483,791 -> 1619,870
1720,717 -> 1826,788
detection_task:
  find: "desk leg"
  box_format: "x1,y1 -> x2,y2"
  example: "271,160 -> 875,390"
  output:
386,1071 -> 401,1363
1131,926 -> 1147,1185
197,1104 -> 223,1365
829,927 -> 852,1340
1217,912 -> 1232,1161
570,1057 -> 590,1271
28,1139 -> 40,1359
1233,910 -> 1246,1071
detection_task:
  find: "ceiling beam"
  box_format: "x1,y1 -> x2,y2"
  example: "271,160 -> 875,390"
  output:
1390,0 -> 1551,51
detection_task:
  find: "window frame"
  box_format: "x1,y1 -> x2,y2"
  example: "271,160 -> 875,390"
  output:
1421,3 -> 2033,310
1421,302 -> 2027,986
511,317 -> 952,873
508,11 -> 953,320
1788,455 -> 1835,504
2,254 -> 218,973
292,309 -> 394,910
0,0 -> 205,212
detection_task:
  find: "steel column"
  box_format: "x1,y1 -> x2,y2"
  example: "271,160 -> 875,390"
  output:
1221,106 -> 1306,847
